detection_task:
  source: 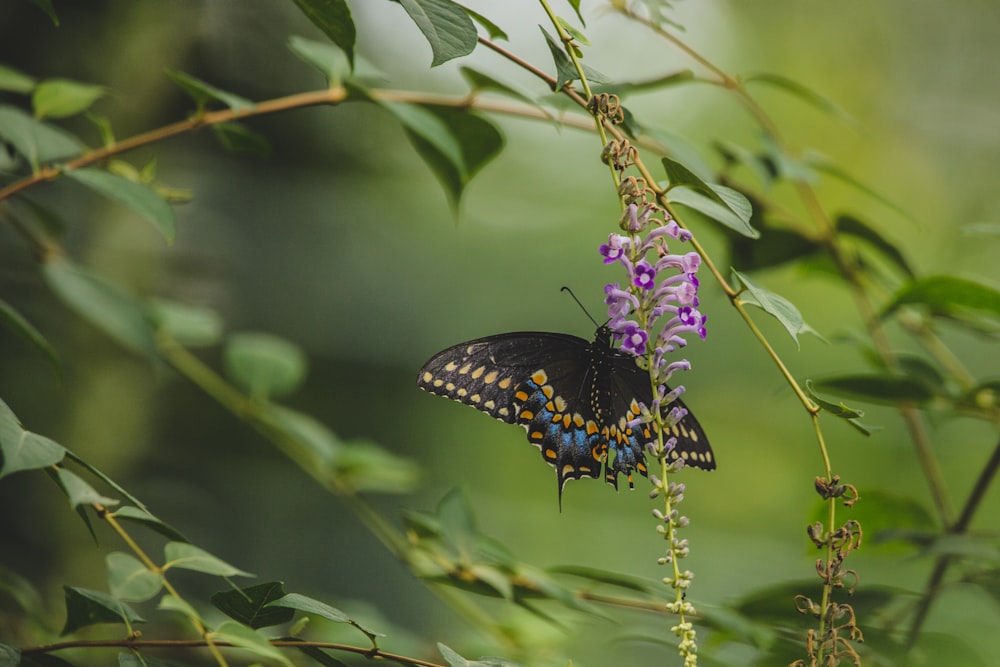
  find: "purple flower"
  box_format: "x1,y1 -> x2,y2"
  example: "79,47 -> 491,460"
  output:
633,259 -> 657,290
620,322 -> 649,355
599,234 -> 630,264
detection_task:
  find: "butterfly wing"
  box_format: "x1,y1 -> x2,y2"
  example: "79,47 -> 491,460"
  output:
417,332 -> 609,494
606,352 -> 716,478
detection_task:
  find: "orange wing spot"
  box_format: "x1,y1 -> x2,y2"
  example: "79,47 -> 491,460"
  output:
542,385 -> 555,399
444,361 -> 459,372
561,464 -> 577,477
573,414 -> 584,427
587,421 -> 600,435
514,390 -> 529,402
637,461 -> 647,473
591,445 -> 602,461
531,370 -> 548,385
471,365 -> 485,379
520,409 -> 535,420
578,465 -> 593,474
421,372 -> 433,383
458,363 -> 472,374
544,448 -> 558,460
562,414 -> 572,428
531,431 -> 545,440
629,400 -> 642,416
498,377 -> 512,389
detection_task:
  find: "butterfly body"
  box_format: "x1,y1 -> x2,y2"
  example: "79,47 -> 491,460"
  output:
417,326 -> 715,501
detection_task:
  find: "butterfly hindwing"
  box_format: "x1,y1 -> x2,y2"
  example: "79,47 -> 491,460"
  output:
417,328 -> 715,501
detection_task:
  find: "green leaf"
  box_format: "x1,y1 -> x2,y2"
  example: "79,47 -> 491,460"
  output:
106,552 -> 163,603
566,0 -> 586,26
224,332 -> 308,400
0,299 -> 60,373
287,0 -> 356,69
285,641 -> 351,667
266,593 -> 350,623
262,403 -> 341,471
728,226 -> 821,271
836,214 -> 914,278
30,0 -> 59,26
147,298 -> 223,348
55,467 -> 118,509
164,69 -> 253,113
438,488 -> 477,561
733,270 -> 820,348
42,257 -> 157,358
662,157 -> 757,236
288,35 -> 351,85
744,72 -> 857,127
540,27 -> 577,90
61,586 -> 145,635
0,399 -> 66,479
213,621 -> 293,666
32,79 -> 105,120
812,374 -> 936,406
592,70 -> 696,98
398,0 -> 477,67
438,643 -> 523,667
670,186 -> 758,238
557,18 -> 589,46
842,490 -> 934,550
211,122 -> 271,157
0,64 -> 36,94
961,222 -> 1000,238
0,644 -> 19,667
548,565 -> 657,593
64,167 -> 176,243
0,104 -> 85,164
462,6 -> 508,41
157,594 -> 202,621
460,67 -> 536,108
385,102 -> 503,208
922,534 -> 1000,562
882,275 -> 1000,325
809,156 -> 912,222
163,542 -> 252,578
117,653 -> 181,667
332,439 -> 421,493
210,582 -> 294,629
804,380 -> 879,436
110,506 -> 188,543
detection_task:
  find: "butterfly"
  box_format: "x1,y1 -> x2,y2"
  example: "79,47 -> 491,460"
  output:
417,325 -> 715,504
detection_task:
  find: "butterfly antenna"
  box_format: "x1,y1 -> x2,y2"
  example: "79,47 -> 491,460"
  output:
560,286 -> 601,329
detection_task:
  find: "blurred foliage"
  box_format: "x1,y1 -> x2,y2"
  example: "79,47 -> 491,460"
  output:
1,1 -> 1000,666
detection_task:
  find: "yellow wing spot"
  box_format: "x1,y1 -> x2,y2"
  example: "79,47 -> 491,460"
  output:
498,377 -> 512,389
471,365 -> 485,379
469,394 -> 481,403
542,385 -> 555,399
484,400 -> 496,410
421,372 -> 433,383
465,345 -> 476,355
433,379 -> 444,388
498,407 -> 510,417
483,370 -> 499,384
573,414 -> 585,427
444,361 -> 459,372
531,370 -> 548,385
456,387 -> 468,397
554,396 -> 567,411
458,363 -> 472,374
578,464 -> 593,474
445,382 -> 456,392
561,464 -> 576,477
514,390 -> 529,402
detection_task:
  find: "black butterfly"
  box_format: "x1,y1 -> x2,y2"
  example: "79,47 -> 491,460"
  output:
417,326 -> 715,503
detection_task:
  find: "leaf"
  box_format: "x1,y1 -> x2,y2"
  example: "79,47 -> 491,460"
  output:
64,167 -> 176,243
211,122 -> 271,157
0,399 -> 66,479
744,72 -> 857,127
110,506 -> 188,543
662,157 -> 757,237
106,552 -> 163,603
548,565 -> 657,593
462,6 -> 508,41
670,186 -> 758,238
117,653 -> 181,667
0,299 -> 60,373
843,489 -> 934,550
287,0 -> 356,69
882,275 -> 1000,324
210,582 -> 294,629
438,643 -> 523,667
262,404 -> 341,470
922,534 -> 1000,562
809,157 -> 912,222
459,67 -> 536,108
30,0 -> 59,26
811,374 -> 937,406
162,542 -> 253,578
0,104 -> 85,164
384,102 -> 503,208
285,641 -> 351,667
164,69 -> 253,113
566,0 -> 586,27
224,332 -> 308,400
212,621 -> 292,667
591,70 -> 696,97
147,298 -> 223,348
804,380 -> 879,436
836,214 -> 914,278
32,79 -> 105,120
331,439 -> 421,493
0,64 -> 36,94
438,487 -> 477,562
0,644 -> 19,667
266,593 -> 350,623
540,27 -> 577,90
55,468 -> 118,509
157,594 -> 202,621
288,35 -> 351,85
732,270 -> 820,348
397,0 -> 477,67
42,257 -> 157,358
728,225 -> 821,271
61,586 -> 145,635
961,222 -> 1000,238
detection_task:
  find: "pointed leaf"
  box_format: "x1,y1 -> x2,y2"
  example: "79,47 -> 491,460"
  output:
147,298 -> 223,348
42,257 -> 157,358
0,299 -> 60,373
549,565 -> 657,593
211,122 -> 271,157
670,186 -> 758,238
882,275 -> 1000,323
110,506 -> 188,543
744,73 -> 857,127
288,35 -> 351,85
62,586 -> 145,635
0,400 -> 66,479
223,332 -> 308,400
287,0 -> 356,69
463,7 -> 508,41
262,404 -> 341,471
460,67 -> 536,108
64,167 -> 175,243
163,542 -> 253,577
812,374 -> 936,406
438,644 -> 523,667
213,621 -> 292,666
285,641 -> 351,667
0,64 -> 36,94
32,79 -> 105,120
164,69 -> 253,113
106,552 -> 163,603
809,157 -> 912,221
266,593 -> 350,623
541,27 -> 577,90
210,582 -> 293,628
733,270 -> 820,348
55,468 -> 118,509
438,488 -> 477,561
0,104 -> 84,163
398,0 -> 477,67
157,593 -> 202,621
0,644 -> 19,667
836,214 -> 914,278
331,439 -> 420,493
